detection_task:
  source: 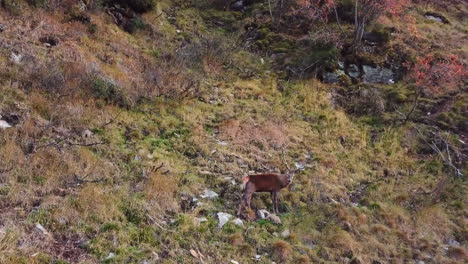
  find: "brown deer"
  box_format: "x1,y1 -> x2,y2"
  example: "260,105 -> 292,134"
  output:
237,150 -> 301,217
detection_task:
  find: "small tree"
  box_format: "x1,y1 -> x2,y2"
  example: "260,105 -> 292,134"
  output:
351,0 -> 409,51
404,54 -> 466,122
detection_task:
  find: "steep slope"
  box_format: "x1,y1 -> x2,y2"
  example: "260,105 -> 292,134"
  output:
0,1 -> 466,263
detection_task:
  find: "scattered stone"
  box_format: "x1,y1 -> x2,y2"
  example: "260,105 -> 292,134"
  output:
195,217 -> 208,224
232,218 -> 244,227
424,12 -> 449,24
39,35 -> 59,47
294,162 -> 305,170
257,209 -> 270,219
338,61 -> 345,69
217,140 -> 229,146
267,214 -> 282,225
82,129 -> 93,138
230,1 -> 246,12
448,239 -> 460,247
324,69 -> 346,84
347,64 -> 360,78
254,254 -> 261,260
199,170 -> 213,176
230,260 -> 240,264
10,52 -> 23,65
200,189 -> 218,199
417,261 -> 425,264
0,120 -> 12,129
105,252 -> 116,260
362,65 -> 394,84
35,223 -> 49,236
280,229 -> 290,238
223,176 -> 237,185
343,222 -> 352,231
0,24 -> 6,32
217,212 -> 233,228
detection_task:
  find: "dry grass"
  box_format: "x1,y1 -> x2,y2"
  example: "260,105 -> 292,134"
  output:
272,240 -> 292,263
144,169 -> 178,212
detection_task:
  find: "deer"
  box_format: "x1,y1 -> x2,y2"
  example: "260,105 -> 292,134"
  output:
237,149 -> 302,217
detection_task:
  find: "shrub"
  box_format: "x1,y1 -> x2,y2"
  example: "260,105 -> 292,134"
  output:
106,0 -> 155,13
1,0 -> 25,15
90,77 -> 129,107
272,240 -> 292,262
27,0 -> 48,8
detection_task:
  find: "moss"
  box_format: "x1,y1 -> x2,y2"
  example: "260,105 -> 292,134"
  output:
106,0 -> 155,13
90,77 -> 129,107
1,0 -> 25,15
201,9 -> 241,31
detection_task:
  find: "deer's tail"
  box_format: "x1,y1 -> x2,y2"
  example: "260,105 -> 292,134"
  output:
241,176 -> 250,190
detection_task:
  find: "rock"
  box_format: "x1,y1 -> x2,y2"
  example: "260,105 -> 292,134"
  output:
347,64 -> 360,78
230,1 -> 245,11
280,229 -> 290,238
448,239 -> 460,247
200,189 -> 218,199
0,120 -> 12,129
232,218 -> 244,227
10,52 -> 23,65
267,214 -> 282,224
39,35 -> 59,47
254,254 -> 261,260
257,209 -> 270,219
82,129 -> 93,138
294,162 -> 305,170
195,217 -> 208,224
425,12 -> 449,24
338,61 -> 345,69
35,223 -> 49,236
417,261 -> 425,264
362,65 -> 394,84
199,170 -> 213,176
217,212 -> 233,228
324,69 -> 346,83
105,252 -> 116,260
0,24 -> 6,32
230,260 -> 240,264
343,222 -> 352,231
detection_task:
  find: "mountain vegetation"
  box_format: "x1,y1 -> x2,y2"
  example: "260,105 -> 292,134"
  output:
0,0 -> 466,263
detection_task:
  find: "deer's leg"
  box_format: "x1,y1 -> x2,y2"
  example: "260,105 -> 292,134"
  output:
273,191 -> 279,214
237,190 -> 248,216
270,191 -> 276,214
246,191 -> 253,210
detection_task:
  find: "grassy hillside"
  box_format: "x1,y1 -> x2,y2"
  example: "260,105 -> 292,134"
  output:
0,1 -> 466,263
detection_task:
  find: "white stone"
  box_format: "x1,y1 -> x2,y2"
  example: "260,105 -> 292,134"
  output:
230,260 -> 239,264
232,218 -> 244,227
257,209 -> 270,219
196,217 -> 208,223
105,253 -> 115,260
267,214 -> 282,225
35,223 -> 49,236
0,120 -> 12,129
82,129 -> 93,138
217,212 -> 233,228
10,52 -> 22,64
200,189 -> 218,199
280,229 -> 290,238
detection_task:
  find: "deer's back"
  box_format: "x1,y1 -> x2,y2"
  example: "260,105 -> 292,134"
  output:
248,174 -> 287,192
